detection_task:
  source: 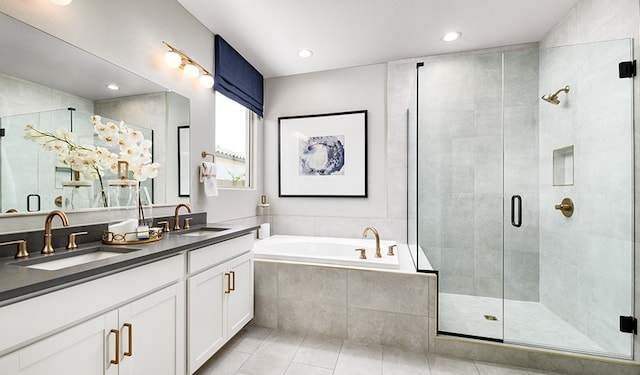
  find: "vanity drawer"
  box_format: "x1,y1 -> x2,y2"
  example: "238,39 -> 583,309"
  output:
188,233 -> 253,274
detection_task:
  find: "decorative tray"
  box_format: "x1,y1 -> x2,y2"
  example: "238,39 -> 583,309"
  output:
102,229 -> 163,245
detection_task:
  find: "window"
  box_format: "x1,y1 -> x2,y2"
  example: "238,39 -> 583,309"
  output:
214,91 -> 254,188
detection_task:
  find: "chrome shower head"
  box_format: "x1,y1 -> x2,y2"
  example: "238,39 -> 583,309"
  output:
541,85 -> 570,105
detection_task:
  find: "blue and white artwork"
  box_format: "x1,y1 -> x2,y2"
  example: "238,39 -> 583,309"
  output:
299,135 -> 345,175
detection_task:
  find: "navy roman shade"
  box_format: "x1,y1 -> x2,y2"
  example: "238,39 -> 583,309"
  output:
214,35 -> 264,117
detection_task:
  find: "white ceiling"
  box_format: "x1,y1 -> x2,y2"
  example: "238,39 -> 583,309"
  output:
177,0 -> 580,78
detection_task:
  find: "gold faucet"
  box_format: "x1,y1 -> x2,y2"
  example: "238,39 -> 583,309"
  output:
362,226 -> 381,258
174,203 -> 192,231
42,210 -> 70,254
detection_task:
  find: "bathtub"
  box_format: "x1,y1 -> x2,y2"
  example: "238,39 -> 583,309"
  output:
252,235 -> 401,270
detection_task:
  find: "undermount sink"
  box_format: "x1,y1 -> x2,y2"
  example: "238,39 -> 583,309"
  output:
12,246 -> 139,271
177,227 -> 230,237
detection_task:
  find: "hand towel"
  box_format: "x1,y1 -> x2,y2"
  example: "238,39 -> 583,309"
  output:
200,161 -> 218,196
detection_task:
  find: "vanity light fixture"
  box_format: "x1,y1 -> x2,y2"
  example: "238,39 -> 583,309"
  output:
297,49 -> 313,58
442,31 -> 462,42
162,41 -> 214,88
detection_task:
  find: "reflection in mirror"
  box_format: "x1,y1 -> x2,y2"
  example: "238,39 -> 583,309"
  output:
178,126 -> 190,197
0,12 -> 190,215
2,108 -> 152,212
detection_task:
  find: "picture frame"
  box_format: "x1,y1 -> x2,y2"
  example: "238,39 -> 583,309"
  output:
278,110 -> 367,197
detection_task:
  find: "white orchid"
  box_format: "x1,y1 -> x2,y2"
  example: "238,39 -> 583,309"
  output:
24,115 -> 160,208
91,115 -> 160,182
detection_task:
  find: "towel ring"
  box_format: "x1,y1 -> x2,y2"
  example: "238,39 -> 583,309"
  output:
201,151 -> 215,162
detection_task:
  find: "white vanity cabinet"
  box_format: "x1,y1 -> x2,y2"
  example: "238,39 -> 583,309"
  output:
187,234 -> 254,374
0,254 -> 185,375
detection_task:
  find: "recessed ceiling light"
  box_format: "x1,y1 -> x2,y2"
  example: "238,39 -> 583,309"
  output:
106,84 -> 120,90
50,0 -> 72,5
297,49 -> 313,58
442,31 -> 462,42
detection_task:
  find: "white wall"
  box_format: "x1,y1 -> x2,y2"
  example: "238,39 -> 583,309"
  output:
264,64 -> 406,242
0,0 -> 262,228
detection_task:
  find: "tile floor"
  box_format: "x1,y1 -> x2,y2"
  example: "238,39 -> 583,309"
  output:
438,293 -> 609,355
195,325 -> 567,375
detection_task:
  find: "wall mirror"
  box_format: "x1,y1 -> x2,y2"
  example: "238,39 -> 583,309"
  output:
0,12 -> 190,214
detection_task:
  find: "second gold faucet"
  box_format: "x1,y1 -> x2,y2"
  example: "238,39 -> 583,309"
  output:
174,203 -> 192,231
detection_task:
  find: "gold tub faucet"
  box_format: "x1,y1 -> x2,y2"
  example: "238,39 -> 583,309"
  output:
362,226 -> 381,258
174,203 -> 192,231
42,210 -> 70,254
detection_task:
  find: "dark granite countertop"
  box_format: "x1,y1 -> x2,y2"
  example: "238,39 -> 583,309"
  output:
0,224 -> 257,307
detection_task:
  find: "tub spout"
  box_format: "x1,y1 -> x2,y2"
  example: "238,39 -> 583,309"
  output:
362,226 -> 381,258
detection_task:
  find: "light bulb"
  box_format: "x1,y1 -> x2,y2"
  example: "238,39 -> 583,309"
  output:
200,74 -> 214,88
183,64 -> 199,79
442,31 -> 462,42
297,49 -> 313,58
164,51 -> 182,68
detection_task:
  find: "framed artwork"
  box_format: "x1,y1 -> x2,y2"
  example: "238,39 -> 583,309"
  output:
278,110 -> 367,197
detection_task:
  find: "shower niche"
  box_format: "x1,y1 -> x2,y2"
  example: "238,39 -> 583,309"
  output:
410,38 -> 634,359
552,145 -> 574,186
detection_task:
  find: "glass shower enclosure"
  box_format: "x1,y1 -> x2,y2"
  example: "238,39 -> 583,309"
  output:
410,39 -> 634,358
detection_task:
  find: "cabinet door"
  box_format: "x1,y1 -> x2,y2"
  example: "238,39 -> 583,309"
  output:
227,252 -> 254,338
18,312 -> 117,375
188,263 -> 227,374
119,283 -> 184,375
0,352 -> 18,375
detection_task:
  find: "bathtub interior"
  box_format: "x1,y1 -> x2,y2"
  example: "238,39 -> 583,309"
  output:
253,235 -> 420,271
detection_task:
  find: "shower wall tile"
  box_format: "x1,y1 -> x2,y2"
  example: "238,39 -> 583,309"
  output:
503,105 -> 539,160
474,277 -> 503,299
540,6 -> 578,48
474,107 -> 503,136
504,251 -> 539,284
474,53 -> 503,109
503,48 -> 540,108
474,248 -> 502,279
574,0 -> 639,45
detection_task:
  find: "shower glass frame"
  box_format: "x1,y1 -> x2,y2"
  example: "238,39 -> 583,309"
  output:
412,38 -> 635,359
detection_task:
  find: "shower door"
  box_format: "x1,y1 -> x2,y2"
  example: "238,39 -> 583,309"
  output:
417,38 -> 634,358
503,39 -> 635,358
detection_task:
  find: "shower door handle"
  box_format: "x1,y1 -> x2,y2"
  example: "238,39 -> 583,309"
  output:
511,195 -> 522,228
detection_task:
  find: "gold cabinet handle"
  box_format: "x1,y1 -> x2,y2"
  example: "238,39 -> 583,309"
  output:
123,323 -> 133,357
229,271 -> 236,292
224,272 -> 231,294
355,248 -> 367,259
110,329 -> 120,365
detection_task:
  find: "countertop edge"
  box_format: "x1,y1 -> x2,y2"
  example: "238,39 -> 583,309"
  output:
0,225 -> 258,307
